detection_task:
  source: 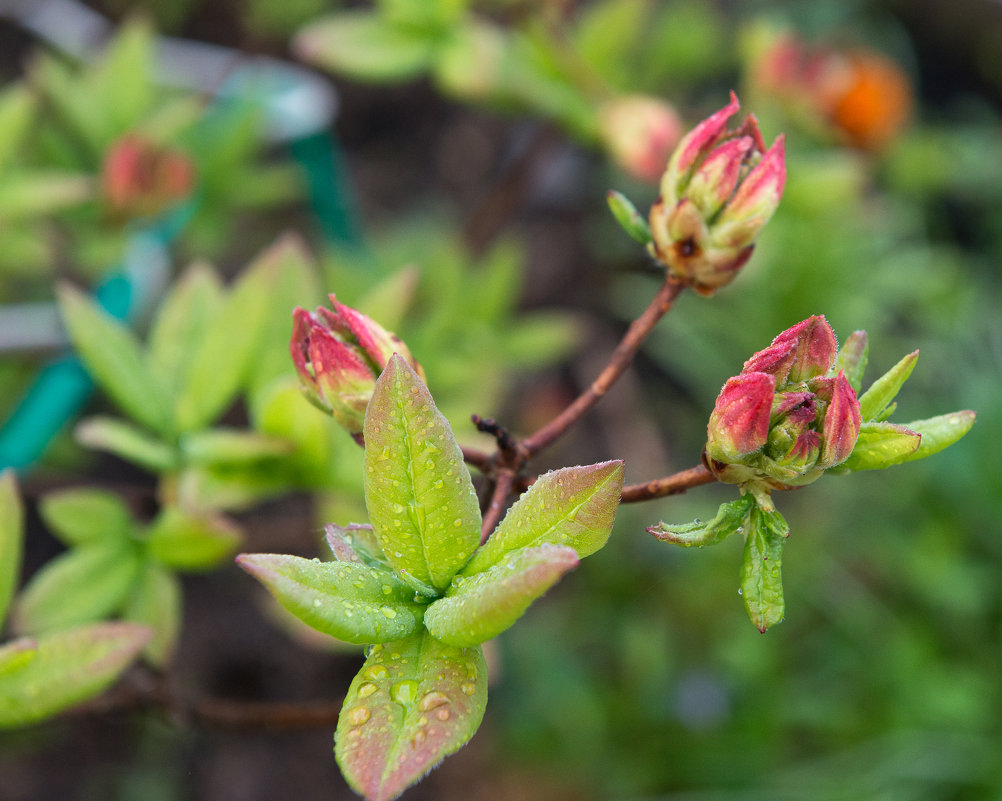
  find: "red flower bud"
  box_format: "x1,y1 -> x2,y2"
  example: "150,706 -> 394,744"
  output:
101,135 -> 194,220
598,95 -> 682,183
706,372 -> 775,462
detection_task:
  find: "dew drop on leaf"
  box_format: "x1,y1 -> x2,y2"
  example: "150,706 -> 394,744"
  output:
391,680 -> 418,706
348,707 -> 371,726
357,682 -> 378,699
365,665 -> 389,680
419,691 -> 449,711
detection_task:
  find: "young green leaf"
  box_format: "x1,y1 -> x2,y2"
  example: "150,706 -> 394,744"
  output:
894,410 -> 976,464
326,523 -> 393,571
14,543 -> 141,634
0,623 -> 150,728
839,420 -> 922,472
146,509 -> 241,572
172,254 -> 274,432
831,330 -> 868,394
425,543 -> 579,647
364,356 -> 481,591
647,496 -> 753,547
0,471 -> 23,624
180,428 -> 293,466
121,561 -> 182,667
739,506 -> 789,633
57,283 -> 173,435
0,173 -> 92,219
38,488 -> 134,547
0,640 -> 35,679
462,461 -> 624,577
335,631 -> 487,801
0,86 -> 34,172
857,350 -> 918,421
236,554 -> 422,644
75,416 -> 178,473
294,11 -> 437,83
607,190 -> 654,245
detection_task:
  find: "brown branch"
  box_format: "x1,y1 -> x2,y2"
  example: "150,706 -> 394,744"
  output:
462,445 -> 492,473
620,464 -> 716,503
481,469 -> 515,544
520,279 -> 685,457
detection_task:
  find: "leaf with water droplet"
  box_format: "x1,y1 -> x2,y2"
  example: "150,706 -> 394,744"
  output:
336,630 -> 487,801
326,522 -> 392,570
857,350 -> 918,422
462,461 -> 624,576
837,420 -> 922,472
364,356 -> 481,591
647,496 -> 753,548
236,553 -> 422,644
425,543 -> 579,647
890,410 -> 976,465
739,505 -> 788,632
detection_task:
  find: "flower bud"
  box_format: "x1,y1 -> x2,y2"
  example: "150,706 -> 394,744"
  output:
704,316 -> 861,490
101,135 -> 194,220
290,297 -> 423,436
598,95 -> 682,184
649,93 -> 786,295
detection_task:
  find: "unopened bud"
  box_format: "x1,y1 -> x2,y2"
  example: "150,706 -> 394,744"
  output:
101,135 -> 194,220
598,95 -> 682,184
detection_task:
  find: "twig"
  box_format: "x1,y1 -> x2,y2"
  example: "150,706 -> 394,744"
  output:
462,444 -> 492,473
520,279 -> 684,457
620,464 -> 716,503
481,470 -> 515,544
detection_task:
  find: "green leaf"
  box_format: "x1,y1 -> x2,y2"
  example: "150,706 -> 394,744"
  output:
0,172 -> 92,219
364,356 -> 481,591
894,410 -> 976,464
326,523 -> 393,571
294,11 -> 437,82
0,85 -> 35,172
607,190 -> 653,245
146,508 -> 241,572
180,428 -> 293,466
572,0 -> 648,88
839,420 -> 922,472
173,254 -> 275,432
0,472 -> 23,625
57,284 -> 173,435
336,631 -> 487,801
85,18 -> 155,138
832,330 -> 868,394
647,496 -> 753,547
739,506 -> 788,632
0,640 -> 35,679
462,461 -> 624,577
75,416 -> 178,473
0,623 -> 150,729
147,262 -> 224,400
14,543 -> 140,634
378,0 -> 470,29
857,350 -> 919,421
425,543 -> 578,647
38,488 -> 135,547
236,554 -> 422,644
121,561 -> 182,667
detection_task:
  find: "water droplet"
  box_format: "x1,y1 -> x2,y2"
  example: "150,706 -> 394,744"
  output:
418,715 -> 428,726
464,661 -> 478,681
347,728 -> 361,739
453,518 -> 463,528
425,459 -> 434,470
435,708 -> 450,721
394,551 -> 403,558
737,588 -> 743,596
390,652 -> 401,661
391,680 -> 418,706
348,707 -> 371,726
411,730 -> 427,747
433,480 -> 444,489
460,683 -> 475,696
382,585 -> 393,595
365,665 -> 389,680
312,598 -> 322,608
419,691 -> 449,711
357,683 -> 378,699
381,606 -> 398,619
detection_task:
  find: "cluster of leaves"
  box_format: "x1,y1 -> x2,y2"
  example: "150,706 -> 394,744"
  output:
239,356 -> 623,801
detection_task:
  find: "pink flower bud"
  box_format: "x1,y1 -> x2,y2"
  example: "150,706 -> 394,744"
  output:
743,315 -> 837,384
598,95 -> 682,184
101,135 -> 194,220
289,299 -> 422,436
706,372 -> 775,462
649,93 -> 786,294
820,371 -> 862,467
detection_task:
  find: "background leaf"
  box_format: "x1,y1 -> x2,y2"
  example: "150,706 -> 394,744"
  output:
121,561 -> 182,667
38,488 -> 135,547
74,416 -> 178,473
335,631 -> 487,801
146,509 -> 241,572
0,472 -> 22,625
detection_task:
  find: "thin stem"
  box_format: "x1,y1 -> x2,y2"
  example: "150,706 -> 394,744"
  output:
621,464 -> 716,503
462,445 -> 492,473
481,469 -> 515,544
521,279 -> 684,457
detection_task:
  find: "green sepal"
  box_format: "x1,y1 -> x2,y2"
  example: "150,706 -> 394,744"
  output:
335,631 -> 487,801
38,487 -> 134,547
462,461 -> 624,577
0,472 -> 23,625
0,623 -> 150,729
893,410 -> 976,464
838,420 -> 922,472
364,355 -> 481,592
56,283 -> 173,436
831,330 -> 868,394
857,350 -> 918,421
180,428 -> 293,466
739,505 -> 789,632
294,10 -> 436,83
607,190 -> 653,245
14,542 -> 141,634
121,561 -> 182,667
647,495 -> 753,547
425,543 -> 579,647
146,508 -> 242,572
75,416 -> 178,473
236,554 -> 422,644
